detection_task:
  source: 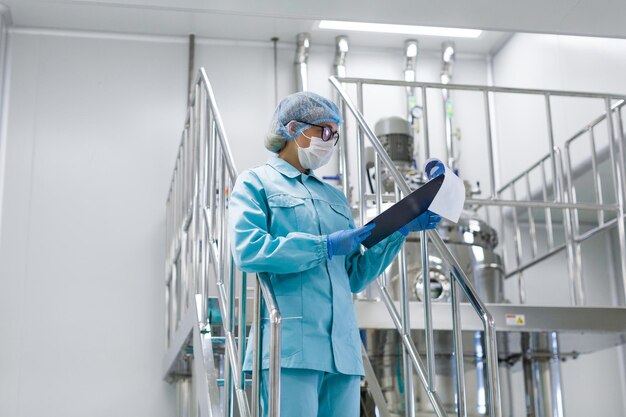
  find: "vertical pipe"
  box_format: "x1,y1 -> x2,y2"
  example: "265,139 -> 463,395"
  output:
565,142 -> 584,302
544,95 -> 560,202
271,37 -> 279,107
483,323 -> 501,417
251,279 -> 261,417
226,254 -> 236,417
397,189 -> 415,417
356,82 -> 366,227
450,276 -> 466,417
355,82 -> 373,297
441,42 -> 456,171
484,91 -> 497,199
589,128 -> 605,225
524,174 -> 538,258
421,87 -> 431,162
540,160 -> 555,250
338,97 -> 350,202
548,333 -> 565,417
510,185 -> 526,304
605,97 -> 626,307
421,231 -> 436,390
521,333 -> 536,417
557,148 -> 583,305
374,153 -> 385,286
615,106 -> 626,201
209,120 -> 218,246
187,34 -> 195,101
294,33 -> 310,92
268,312 -> 282,417
238,272 -> 247,391
333,36 -> 350,202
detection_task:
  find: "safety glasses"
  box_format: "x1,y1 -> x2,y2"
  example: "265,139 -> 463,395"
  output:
297,120 -> 340,145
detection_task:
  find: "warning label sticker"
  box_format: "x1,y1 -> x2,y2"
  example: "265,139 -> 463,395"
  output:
505,314 -> 526,326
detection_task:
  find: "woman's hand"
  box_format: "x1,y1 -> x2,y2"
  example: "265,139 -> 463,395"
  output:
399,211 -> 441,236
327,223 -> 376,259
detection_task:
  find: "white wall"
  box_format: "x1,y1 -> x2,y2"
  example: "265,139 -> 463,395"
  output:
0,31 -> 185,417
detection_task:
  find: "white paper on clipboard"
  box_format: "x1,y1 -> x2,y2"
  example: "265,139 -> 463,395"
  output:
424,158 -> 465,223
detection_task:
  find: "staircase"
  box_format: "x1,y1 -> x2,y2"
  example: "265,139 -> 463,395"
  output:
163,69 -> 626,417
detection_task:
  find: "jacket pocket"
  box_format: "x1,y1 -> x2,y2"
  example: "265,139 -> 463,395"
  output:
325,202 -> 353,231
267,194 -> 305,234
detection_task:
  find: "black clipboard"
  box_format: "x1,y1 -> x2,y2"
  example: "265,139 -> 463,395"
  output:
361,174 -> 444,248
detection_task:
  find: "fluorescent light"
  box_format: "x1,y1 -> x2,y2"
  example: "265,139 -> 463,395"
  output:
319,20 -> 482,39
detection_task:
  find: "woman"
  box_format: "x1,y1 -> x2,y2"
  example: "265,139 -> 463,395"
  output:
228,92 -> 440,417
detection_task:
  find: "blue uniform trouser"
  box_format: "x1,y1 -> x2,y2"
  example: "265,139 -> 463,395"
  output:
260,368 -> 360,417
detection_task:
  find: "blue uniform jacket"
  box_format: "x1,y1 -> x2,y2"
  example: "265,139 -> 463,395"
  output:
228,156 -> 405,376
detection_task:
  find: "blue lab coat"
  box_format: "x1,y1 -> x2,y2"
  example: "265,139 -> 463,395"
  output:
229,156 -> 405,376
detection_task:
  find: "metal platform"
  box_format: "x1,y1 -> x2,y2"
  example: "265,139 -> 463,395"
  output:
355,300 -> 626,355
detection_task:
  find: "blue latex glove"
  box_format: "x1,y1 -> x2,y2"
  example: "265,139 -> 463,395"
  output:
399,211 -> 441,236
425,160 -> 445,180
327,223 -> 376,259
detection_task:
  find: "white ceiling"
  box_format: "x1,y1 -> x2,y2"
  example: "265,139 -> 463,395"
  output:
2,0 -> 625,54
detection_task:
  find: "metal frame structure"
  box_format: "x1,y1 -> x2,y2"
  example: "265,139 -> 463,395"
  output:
330,76 -> 626,311
330,75 -> 626,417
330,76 -> 502,417
163,69 -> 282,417
162,69 -> 626,417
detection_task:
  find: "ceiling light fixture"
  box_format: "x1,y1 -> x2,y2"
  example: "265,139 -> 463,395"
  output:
319,20 -> 482,39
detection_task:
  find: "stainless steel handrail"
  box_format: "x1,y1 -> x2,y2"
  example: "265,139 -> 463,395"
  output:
165,68 -> 282,417
330,75 -> 502,417
331,75 -> 626,309
496,98 -> 626,302
335,76 -> 626,100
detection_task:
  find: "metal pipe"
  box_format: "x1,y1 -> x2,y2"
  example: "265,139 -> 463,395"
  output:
251,279 -> 261,417
565,142 -> 585,306
187,34 -> 195,101
450,276 -> 467,417
484,91 -> 497,198
294,33 -> 310,92
397,184 -> 415,417
525,174 -> 538,258
505,244 -> 567,278
589,128 -> 605,225
605,97 -> 626,308
421,87 -> 431,162
238,272 -> 247,390
510,186 -> 526,304
258,273 -> 282,417
334,76 -> 626,100
333,36 -> 350,202
357,82 -> 366,225
574,212 -> 626,242
271,37 -> 279,107
200,69 -> 239,181
441,42 -> 456,171
421,230 -> 436,391
404,39 -> 419,124
540,161 -> 555,250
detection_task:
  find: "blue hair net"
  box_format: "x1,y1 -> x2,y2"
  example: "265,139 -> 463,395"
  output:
265,92 -> 343,153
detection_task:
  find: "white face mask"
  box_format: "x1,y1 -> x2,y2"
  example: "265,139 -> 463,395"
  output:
296,134 -> 335,170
